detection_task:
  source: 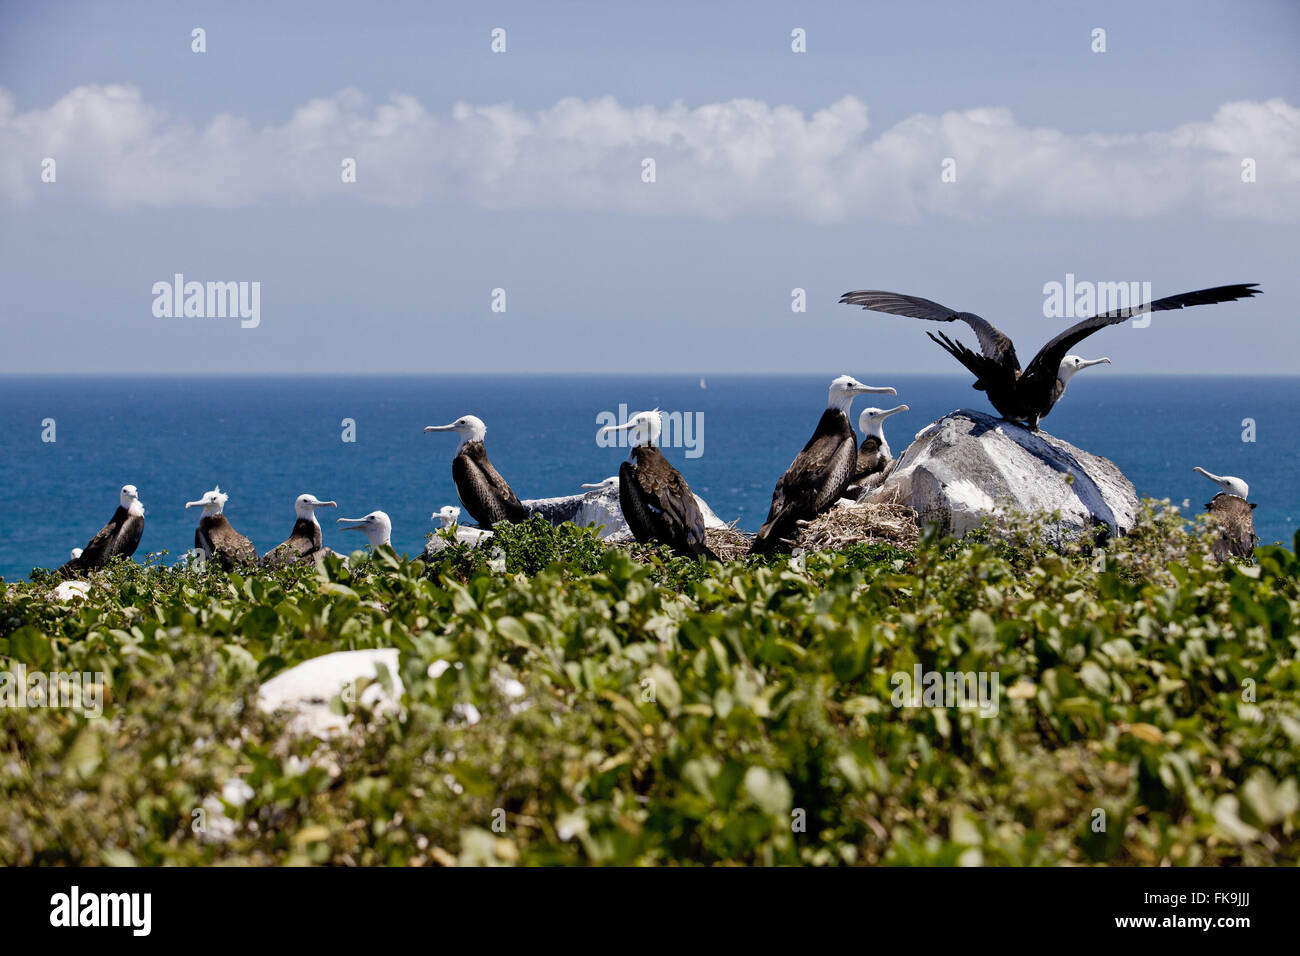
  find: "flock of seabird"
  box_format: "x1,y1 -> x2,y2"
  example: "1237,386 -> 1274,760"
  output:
54,282 -> 1262,576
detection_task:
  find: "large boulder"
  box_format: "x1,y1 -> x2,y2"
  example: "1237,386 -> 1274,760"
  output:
862,410 -> 1138,538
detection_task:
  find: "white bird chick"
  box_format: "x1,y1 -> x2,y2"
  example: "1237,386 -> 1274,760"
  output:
1058,354 -> 1111,386
295,494 -> 338,520
857,404 -> 909,439
432,505 -> 462,529
827,375 -> 897,414
424,415 -> 487,452
185,487 -> 228,516
120,484 -> 144,516
336,511 -> 393,548
1194,467 -> 1250,500
599,410 -> 662,451
580,476 -> 620,493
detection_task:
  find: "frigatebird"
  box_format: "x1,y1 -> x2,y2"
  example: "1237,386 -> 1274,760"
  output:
845,403 -> 909,497
601,409 -> 717,560
751,375 -> 897,554
58,484 -> 145,576
425,415 -> 531,529
840,284 -> 1261,429
1194,467 -> 1256,560
336,511 -> 393,549
262,493 -> 337,566
185,486 -> 258,570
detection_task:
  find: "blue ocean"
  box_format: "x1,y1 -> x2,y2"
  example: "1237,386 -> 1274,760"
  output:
0,374 -> 1294,581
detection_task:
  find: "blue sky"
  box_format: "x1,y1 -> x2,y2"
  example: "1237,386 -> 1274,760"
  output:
1,0 -> 1297,373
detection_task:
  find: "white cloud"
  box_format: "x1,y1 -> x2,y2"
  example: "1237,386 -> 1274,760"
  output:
2,84 -> 1297,221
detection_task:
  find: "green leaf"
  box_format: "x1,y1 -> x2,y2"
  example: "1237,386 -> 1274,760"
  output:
743,766 -> 792,817
8,626 -> 53,670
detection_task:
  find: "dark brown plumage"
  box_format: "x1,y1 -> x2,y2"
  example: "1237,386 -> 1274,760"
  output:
752,408 -> 858,554
853,435 -> 890,482
196,514 -> 258,570
261,496 -> 337,566
618,445 -> 717,559
1206,493 -> 1257,561
261,517 -> 323,566
840,284 -> 1261,428
453,441 -> 531,529
58,504 -> 144,577
844,436 -> 893,500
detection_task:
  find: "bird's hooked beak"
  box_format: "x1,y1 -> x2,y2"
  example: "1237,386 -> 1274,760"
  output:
855,384 -> 897,396
599,421 -> 638,438
879,404 -> 909,418
336,517 -> 371,531
1081,357 -> 1111,369
1193,466 -> 1250,498
310,500 -> 338,509
424,423 -> 457,433
184,499 -> 205,509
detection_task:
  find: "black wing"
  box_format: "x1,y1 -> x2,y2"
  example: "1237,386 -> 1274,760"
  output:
621,450 -> 714,559
925,330 -> 1005,391
110,513 -> 143,560
77,520 -> 121,567
840,290 -> 1020,369
1022,283 -> 1262,394
751,414 -> 856,554
617,459 -> 654,544
198,516 -> 255,569
454,450 -> 530,528
58,507 -> 141,576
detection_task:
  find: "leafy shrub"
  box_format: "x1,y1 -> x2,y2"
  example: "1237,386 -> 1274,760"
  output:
1,505 -> 1297,866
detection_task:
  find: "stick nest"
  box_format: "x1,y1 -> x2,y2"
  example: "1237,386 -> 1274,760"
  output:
704,526 -> 754,562
792,502 -> 920,553
606,503 -> 918,562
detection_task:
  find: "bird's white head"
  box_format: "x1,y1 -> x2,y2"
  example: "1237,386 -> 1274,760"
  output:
1058,354 -> 1111,385
337,511 -> 393,548
294,493 -> 338,521
432,505 -> 461,528
828,375 -> 896,414
424,415 -> 487,452
600,409 -> 662,450
185,486 -> 227,517
581,476 -> 620,493
858,404 -> 909,437
1194,466 -> 1250,500
124,484 -> 145,516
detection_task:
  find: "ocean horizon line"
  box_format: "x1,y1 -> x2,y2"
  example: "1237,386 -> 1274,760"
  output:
4,371 -> 1299,380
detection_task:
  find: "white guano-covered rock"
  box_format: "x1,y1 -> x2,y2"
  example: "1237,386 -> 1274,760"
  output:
256,648 -> 403,738
523,480 -> 728,541
523,483 -> 630,539
863,410 -> 1138,538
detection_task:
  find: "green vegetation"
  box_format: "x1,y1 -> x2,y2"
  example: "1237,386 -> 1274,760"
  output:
2,507 -> 1298,866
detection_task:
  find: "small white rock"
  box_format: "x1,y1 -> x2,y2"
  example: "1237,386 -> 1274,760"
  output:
256,648 -> 403,739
